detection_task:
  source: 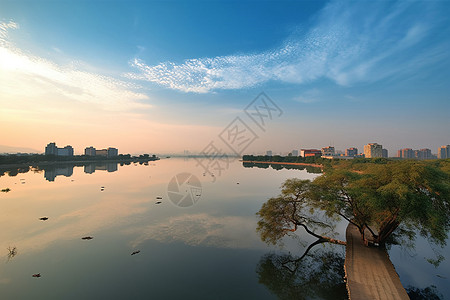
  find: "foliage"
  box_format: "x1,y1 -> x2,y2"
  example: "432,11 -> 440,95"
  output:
257,179 -> 346,245
257,160 -> 450,248
406,285 -> 443,300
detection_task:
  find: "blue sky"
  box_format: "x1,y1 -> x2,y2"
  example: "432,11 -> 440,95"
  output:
0,0 -> 449,155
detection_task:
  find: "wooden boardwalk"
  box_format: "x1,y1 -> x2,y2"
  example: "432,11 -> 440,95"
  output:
344,223 -> 410,300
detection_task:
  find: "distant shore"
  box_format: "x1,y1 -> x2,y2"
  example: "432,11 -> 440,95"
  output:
0,158 -> 159,169
242,160 -> 323,169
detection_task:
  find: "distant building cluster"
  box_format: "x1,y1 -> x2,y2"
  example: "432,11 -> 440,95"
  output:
397,148 -> 432,160
84,146 -> 118,158
264,142 -> 450,160
44,143 -> 118,158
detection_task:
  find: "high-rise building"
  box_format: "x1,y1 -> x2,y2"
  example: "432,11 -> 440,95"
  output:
438,145 -> 450,159
364,143 -> 383,158
85,146 -> 96,156
266,150 -> 272,156
107,147 -> 118,158
382,149 -> 388,158
345,147 -> 358,157
291,150 -> 299,156
45,142 -> 73,157
321,146 -> 335,156
398,148 -> 414,159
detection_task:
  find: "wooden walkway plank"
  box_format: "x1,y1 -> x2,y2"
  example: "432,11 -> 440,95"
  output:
344,223 -> 410,300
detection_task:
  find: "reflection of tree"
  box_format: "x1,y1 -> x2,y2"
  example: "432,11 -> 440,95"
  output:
406,285 -> 443,300
242,161 -> 322,173
257,243 -> 347,300
6,246 -> 18,262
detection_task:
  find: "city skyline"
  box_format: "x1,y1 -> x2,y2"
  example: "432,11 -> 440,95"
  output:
1,1 -> 449,155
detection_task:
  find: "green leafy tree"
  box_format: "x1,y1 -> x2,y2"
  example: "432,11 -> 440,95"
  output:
257,160 -> 450,247
257,178 -> 346,245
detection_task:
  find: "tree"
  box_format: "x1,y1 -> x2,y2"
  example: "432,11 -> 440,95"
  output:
257,160 -> 450,247
256,178 -> 346,246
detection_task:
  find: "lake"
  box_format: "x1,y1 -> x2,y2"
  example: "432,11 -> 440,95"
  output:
0,158 -> 448,299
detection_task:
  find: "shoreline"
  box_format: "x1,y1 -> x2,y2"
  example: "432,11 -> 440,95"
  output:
242,160 -> 323,169
0,158 -> 159,170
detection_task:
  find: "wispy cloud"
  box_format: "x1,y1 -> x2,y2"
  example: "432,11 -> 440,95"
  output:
0,21 -> 149,112
127,0 -> 449,93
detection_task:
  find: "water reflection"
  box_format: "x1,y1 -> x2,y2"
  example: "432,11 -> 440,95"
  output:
0,162 -> 122,182
257,243 -> 348,300
243,161 -> 322,173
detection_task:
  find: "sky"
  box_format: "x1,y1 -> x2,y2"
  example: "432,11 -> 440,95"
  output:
0,0 -> 449,156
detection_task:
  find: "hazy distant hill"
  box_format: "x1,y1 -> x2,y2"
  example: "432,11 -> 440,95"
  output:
0,145 -> 41,154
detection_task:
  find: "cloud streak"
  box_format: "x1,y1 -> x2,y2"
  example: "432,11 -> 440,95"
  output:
127,0 -> 449,93
0,21 -> 149,112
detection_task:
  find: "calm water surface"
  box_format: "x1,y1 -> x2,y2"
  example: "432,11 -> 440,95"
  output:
0,158 -> 448,299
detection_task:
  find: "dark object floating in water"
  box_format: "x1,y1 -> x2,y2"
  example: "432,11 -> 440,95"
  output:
237,182 -> 240,184
32,273 -> 41,278
156,196 -> 162,199
82,236 -> 93,240
131,250 -> 141,255
155,201 -> 162,204
39,217 -> 49,221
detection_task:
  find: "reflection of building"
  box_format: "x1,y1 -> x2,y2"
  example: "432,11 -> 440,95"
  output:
84,146 -> 119,158
438,145 -> 450,159
45,142 -> 74,156
321,146 -> 335,156
84,162 -> 118,174
345,148 -> 358,157
363,143 -> 383,158
44,166 -> 74,181
43,162 -> 119,181
300,149 -> 322,157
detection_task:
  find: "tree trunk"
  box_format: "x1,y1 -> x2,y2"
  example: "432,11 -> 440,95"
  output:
375,219 -> 400,245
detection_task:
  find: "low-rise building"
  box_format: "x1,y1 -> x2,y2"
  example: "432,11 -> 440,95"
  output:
321,146 -> 335,156
345,147 -> 358,157
300,149 -> 322,157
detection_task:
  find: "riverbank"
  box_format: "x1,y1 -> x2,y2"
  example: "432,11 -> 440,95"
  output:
241,160 -> 323,169
344,223 -> 409,300
0,158 -> 159,170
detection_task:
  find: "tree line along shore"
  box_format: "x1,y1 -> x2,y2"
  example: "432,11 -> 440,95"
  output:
0,153 -> 160,168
